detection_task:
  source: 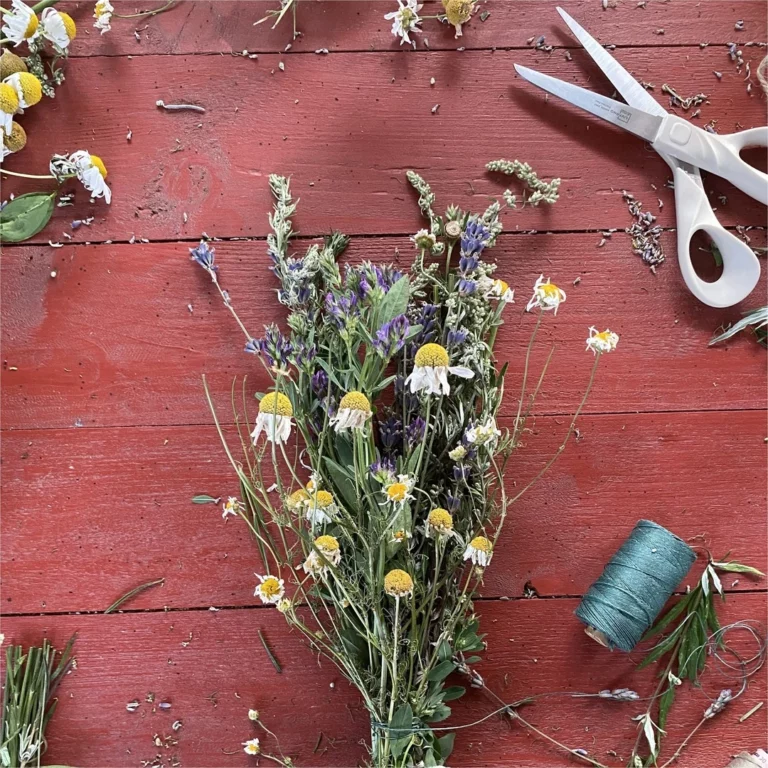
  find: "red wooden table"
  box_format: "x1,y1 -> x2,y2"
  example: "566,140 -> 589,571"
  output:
1,1 -> 766,766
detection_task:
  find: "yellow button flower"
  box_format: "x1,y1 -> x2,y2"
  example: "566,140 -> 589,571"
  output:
384,568 -> 414,598
330,390 -> 372,432
407,343 -> 474,396
251,391 -> 293,445
427,507 -> 454,535
464,535 -> 493,567
4,71 -> 42,108
442,0 -> 474,37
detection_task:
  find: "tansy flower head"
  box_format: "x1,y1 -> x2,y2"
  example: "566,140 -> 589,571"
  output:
407,343 -> 474,396
442,0 -> 474,37
331,390 -> 372,432
3,121 -> 26,155
586,326 -> 619,355
254,574 -> 285,605
464,535 -> 493,567
1,0 -> 38,46
427,507 -> 454,534
384,568 -> 414,597
286,488 -> 309,511
0,84 -> 20,136
259,391 -> 293,416
526,274 -> 566,314
4,71 -> 42,108
252,391 -> 293,445
243,738 -> 261,755
39,7 -> 76,48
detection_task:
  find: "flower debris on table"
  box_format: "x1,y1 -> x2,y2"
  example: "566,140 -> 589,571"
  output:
623,190 -> 665,270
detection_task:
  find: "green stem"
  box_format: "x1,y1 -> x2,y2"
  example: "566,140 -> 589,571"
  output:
112,0 -> 177,18
0,169 -> 55,180
31,0 -> 59,13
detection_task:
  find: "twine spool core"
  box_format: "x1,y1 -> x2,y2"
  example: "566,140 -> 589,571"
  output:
575,520 -> 696,652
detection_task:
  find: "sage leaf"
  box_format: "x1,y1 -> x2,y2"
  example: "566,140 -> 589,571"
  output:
712,560 -> 765,578
191,494 -> 221,504
0,192 -> 56,243
377,276 -> 410,327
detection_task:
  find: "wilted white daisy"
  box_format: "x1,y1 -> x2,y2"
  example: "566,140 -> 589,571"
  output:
389,528 -> 412,545
305,489 -> 338,526
247,709 -> 260,721
1,0 -> 38,46
465,418 -> 501,446
0,84 -> 20,136
285,488 -> 309,512
276,598 -> 292,614
384,0 -> 423,46
411,228 -> 437,250
426,508 -> 454,537
4,71 -> 43,109
384,568 -> 414,598
405,342 -> 474,396
382,474 -> 414,509
586,326 -> 619,355
526,274 -> 566,314
50,151 -> 112,204
442,0 -> 474,37
330,390 -> 372,432
463,535 -> 493,567
242,738 -> 261,755
36,7 -> 77,49
221,496 -> 241,519
251,392 -> 293,445
253,574 -> 285,605
93,0 -> 114,34
302,535 -> 340,577
448,444 -> 467,461
484,278 -> 515,304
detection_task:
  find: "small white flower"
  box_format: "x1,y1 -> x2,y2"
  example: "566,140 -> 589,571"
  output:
586,326 -> 619,355
251,392 -> 293,445
37,7 -> 76,49
382,474 -> 415,509
305,490 -> 339,526
0,633 -> 5,646
465,418 -> 501,446
302,536 -> 341,577
406,343 -> 474,396
1,0 -> 38,46
330,391 -> 372,432
463,535 -> 493,567
411,228 -> 437,250
253,574 -> 285,605
247,709 -> 260,721
384,0 -> 423,46
57,151 -> 111,204
93,0 -> 114,34
448,444 -> 467,461
221,496 -> 241,519
389,529 -> 412,545
242,737 -> 261,755
276,598 -> 292,613
483,277 -> 515,304
526,274 -> 566,314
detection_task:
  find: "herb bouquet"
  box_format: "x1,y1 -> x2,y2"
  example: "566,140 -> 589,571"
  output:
191,167 -> 617,767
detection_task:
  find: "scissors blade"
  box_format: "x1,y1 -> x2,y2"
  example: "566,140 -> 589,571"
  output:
514,64 -> 664,143
556,7 -> 667,118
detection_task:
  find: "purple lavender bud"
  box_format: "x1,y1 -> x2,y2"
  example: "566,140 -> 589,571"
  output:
379,416 -> 403,451
459,254 -> 479,275
373,265 -> 403,292
413,303 -> 439,346
406,417 -> 427,447
446,494 -> 461,513
453,464 -> 470,481
460,219 -> 491,259
189,241 -> 216,271
458,278 -> 477,297
447,328 -> 468,346
373,314 -> 410,358
369,456 -> 396,478
311,369 -> 330,396
258,324 -> 293,367
244,339 -> 259,355
292,339 -> 317,369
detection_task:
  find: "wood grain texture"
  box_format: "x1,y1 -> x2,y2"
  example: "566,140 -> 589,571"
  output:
1,595 -> 765,768
2,235 -> 766,431
60,0 -> 768,56
1,47 -> 765,244
2,410 -> 765,614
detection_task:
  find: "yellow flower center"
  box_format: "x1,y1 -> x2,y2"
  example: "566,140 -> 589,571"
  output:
312,489 -> 334,508
393,529 -> 407,541
470,535 -> 492,553
539,282 -> 562,299
594,331 -> 612,343
15,72 -> 42,107
259,391 -> 293,417
495,279 -> 509,294
443,0 -> 473,25
259,577 -> 281,599
0,84 -> 20,114
95,0 -> 109,14
414,342 -> 449,368
314,534 -> 339,554
0,50 -> 28,80
384,568 -> 414,597
386,482 -> 408,502
286,489 -> 309,509
58,11 -> 77,40
4,121 -> 26,153
90,154 -> 108,179
339,390 -> 371,412
428,508 -> 453,531
24,13 -> 39,38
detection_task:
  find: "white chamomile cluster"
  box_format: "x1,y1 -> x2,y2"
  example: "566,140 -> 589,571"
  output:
384,0 -> 423,46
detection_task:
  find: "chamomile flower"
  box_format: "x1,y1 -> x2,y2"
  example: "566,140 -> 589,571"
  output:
248,709 -> 260,721
285,488 -> 309,512
384,568 -> 414,598
305,489 -> 338,525
464,535 -> 493,567
465,418 -> 501,446
93,0 -> 114,34
251,392 -> 293,445
486,278 -> 515,304
586,326 -> 619,355
382,474 -> 414,508
56,150 -> 111,204
314,534 -> 341,566
405,343 -> 474,396
3,71 -> 42,108
221,496 -> 241,519
427,508 -> 454,537
330,390 -> 372,432
442,0 -> 474,37
1,0 -> 38,47
276,598 -> 292,614
412,228 -> 437,250
37,7 -> 77,49
384,0 -> 423,46
253,574 -> 285,605
242,738 -> 261,755
390,529 -> 412,545
0,84 -> 20,136
2,121 -> 26,160
526,274 -> 566,314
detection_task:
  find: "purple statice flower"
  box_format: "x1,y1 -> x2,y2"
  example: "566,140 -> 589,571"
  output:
446,494 -> 461,513
453,464 -> 470,481
256,324 -> 293,368
460,219 -> 491,259
311,369 -> 330,396
378,415 -> 403,452
458,278 -> 477,297
373,314 -> 410,358
447,328 -> 468,347
325,291 -> 359,329
189,241 -> 217,275
459,253 -> 479,275
406,416 -> 427,447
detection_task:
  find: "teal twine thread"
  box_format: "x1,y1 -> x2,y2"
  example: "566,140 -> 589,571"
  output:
575,520 -> 696,652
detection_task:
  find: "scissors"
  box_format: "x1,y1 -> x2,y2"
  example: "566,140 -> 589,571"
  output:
515,7 -> 767,308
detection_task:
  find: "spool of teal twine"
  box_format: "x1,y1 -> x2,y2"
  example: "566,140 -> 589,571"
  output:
575,520 -> 696,652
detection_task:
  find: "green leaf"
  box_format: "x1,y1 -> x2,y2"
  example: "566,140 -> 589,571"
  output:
323,457 -> 358,511
191,494 -> 220,504
637,630 -> 680,669
426,660 -> 456,682
642,592 -> 693,641
437,733 -> 456,761
377,276 -> 410,327
0,192 -> 56,243
657,684 -> 676,730
388,703 -> 413,759
436,640 -> 452,662
425,703 -> 451,723
712,560 -> 765,578
442,686 -> 466,701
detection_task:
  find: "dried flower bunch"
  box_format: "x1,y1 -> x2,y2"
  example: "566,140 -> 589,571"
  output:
191,167 -> 618,766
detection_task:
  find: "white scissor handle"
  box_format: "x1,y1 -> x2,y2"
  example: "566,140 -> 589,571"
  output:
673,168 -> 761,308
654,118 -> 768,205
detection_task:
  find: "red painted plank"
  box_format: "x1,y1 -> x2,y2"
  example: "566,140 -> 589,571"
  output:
2,235 -> 765,431
2,411 -> 764,614
59,0 -> 768,56
1,596 -> 765,767
1,47 -> 764,244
